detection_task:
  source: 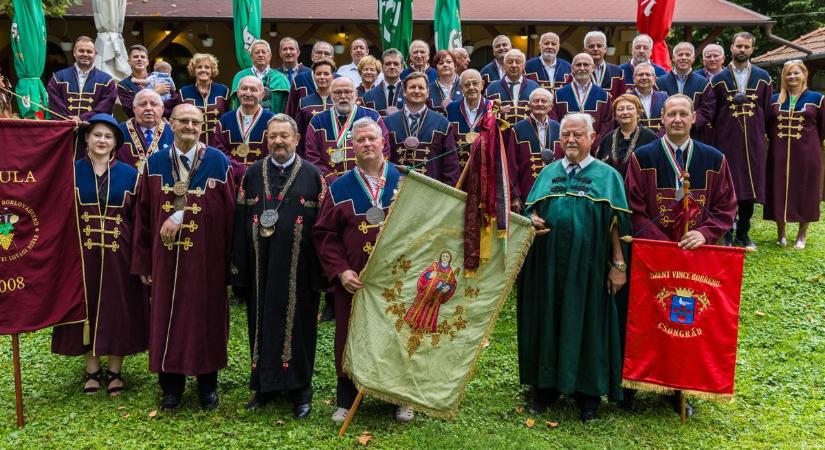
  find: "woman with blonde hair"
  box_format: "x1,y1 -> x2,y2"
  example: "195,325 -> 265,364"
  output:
356,55 -> 382,99
765,60 -> 825,249
180,53 -> 228,147
596,93 -> 658,176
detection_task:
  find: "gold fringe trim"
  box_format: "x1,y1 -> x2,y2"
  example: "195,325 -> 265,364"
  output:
344,170 -> 536,418
463,270 -> 475,278
622,379 -> 735,403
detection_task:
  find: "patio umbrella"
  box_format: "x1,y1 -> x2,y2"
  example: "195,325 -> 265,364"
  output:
10,0 -> 48,119
92,0 -> 131,80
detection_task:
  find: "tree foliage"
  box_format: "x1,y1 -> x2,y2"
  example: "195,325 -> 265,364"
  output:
0,0 -> 83,18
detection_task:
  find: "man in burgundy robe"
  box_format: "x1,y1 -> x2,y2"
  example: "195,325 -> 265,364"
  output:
583,31 -> 627,102
46,36 -> 117,121
624,94 -> 737,416
313,117 -> 412,424
709,32 -> 772,248
285,41 -> 336,118
118,45 -> 180,119
507,87 -> 561,203
551,53 -> 613,150
484,49 -> 540,128
655,42 -> 715,141
132,104 -> 235,411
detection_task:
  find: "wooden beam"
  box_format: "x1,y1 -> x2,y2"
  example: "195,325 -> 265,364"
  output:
683,26 -> 694,42
558,26 -> 577,43
297,23 -> 323,45
148,21 -> 190,60
482,24 -> 503,39
696,27 -> 724,55
355,24 -> 380,48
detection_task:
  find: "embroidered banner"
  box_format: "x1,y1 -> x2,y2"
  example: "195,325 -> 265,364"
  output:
0,119 -> 86,334
343,170 -> 534,418
622,238 -> 745,400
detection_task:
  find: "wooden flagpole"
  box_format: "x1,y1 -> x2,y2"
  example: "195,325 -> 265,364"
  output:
11,334 -> 25,428
337,390 -> 364,437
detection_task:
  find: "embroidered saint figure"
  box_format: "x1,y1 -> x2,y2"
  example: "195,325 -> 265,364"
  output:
404,250 -> 459,333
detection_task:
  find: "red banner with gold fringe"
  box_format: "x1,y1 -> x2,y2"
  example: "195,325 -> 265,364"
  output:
622,238 -> 745,400
0,119 -> 85,334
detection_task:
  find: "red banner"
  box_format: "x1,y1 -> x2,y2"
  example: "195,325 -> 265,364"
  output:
623,239 -> 745,400
637,0 -> 675,71
0,119 -> 85,334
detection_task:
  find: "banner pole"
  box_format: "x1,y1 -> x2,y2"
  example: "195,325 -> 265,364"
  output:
680,394 -> 687,424
337,390 -> 364,437
11,334 -> 24,428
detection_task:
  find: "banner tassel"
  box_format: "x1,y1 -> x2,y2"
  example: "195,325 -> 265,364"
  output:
82,320 -> 91,345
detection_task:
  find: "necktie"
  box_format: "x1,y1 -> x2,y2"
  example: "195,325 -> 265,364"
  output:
145,128 -> 154,147
508,82 -> 517,101
287,68 -> 294,81
568,163 -> 579,181
180,154 -> 191,171
409,112 -> 421,131
675,148 -> 684,171
387,84 -> 396,107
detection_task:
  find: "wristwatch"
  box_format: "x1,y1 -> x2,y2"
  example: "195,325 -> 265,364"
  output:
611,261 -> 627,272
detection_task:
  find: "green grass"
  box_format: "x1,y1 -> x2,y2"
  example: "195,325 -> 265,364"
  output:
2,206 -> 825,449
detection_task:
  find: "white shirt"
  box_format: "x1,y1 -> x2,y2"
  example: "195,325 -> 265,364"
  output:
673,70 -> 690,94
637,89 -> 654,118
573,80 -> 592,105
505,76 -> 523,102
534,117 -> 550,149
252,66 -> 270,80
464,98 -> 481,126
270,152 -> 297,170
170,143 -> 199,224
562,154 -> 594,174
336,62 -> 362,86
732,63 -> 751,94
494,60 -> 505,79
75,64 -> 92,90
542,57 -> 557,83
592,62 -> 605,85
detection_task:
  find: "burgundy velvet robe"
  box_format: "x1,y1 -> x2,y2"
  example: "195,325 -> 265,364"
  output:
131,146 -> 235,375
117,75 -> 181,119
180,83 -> 229,148
46,66 -> 117,120
765,90 -> 825,222
385,107 -> 460,185
625,139 -> 737,244
52,159 -> 149,357
215,108 -> 275,183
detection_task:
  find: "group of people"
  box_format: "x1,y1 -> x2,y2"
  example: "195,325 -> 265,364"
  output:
4,27 -> 822,425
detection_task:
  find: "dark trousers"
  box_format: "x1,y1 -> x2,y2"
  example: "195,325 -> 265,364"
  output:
256,384 -> 313,404
337,377 -> 358,408
573,392 -> 600,412
532,386 -> 560,406
158,371 -> 217,397
736,200 -> 755,239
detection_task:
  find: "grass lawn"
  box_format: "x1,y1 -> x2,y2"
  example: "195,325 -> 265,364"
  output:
2,206 -> 824,449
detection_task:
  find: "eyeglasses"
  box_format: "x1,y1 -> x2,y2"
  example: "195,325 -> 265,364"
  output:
171,118 -> 204,126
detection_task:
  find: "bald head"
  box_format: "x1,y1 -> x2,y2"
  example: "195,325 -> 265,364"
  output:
571,53 -> 595,83
170,103 -> 204,147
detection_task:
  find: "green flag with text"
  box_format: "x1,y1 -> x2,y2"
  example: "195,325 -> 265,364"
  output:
233,0 -> 261,69
434,0 -> 462,51
378,0 -> 413,58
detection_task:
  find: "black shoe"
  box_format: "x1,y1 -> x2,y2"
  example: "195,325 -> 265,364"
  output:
619,388 -> 636,413
200,390 -> 219,410
670,392 -> 693,417
721,233 -> 733,246
579,408 -> 598,423
293,402 -> 312,419
320,302 -> 335,322
527,402 -> 547,415
245,392 -> 272,411
160,394 -> 182,411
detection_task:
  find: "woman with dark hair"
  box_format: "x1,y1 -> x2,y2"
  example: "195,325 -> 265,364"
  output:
51,114 -> 149,396
597,93 -> 658,176
428,50 -> 461,114
294,59 -> 336,156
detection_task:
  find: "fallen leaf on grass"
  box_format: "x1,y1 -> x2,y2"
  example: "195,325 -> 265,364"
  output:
755,311 -> 766,317
545,421 -> 559,428
147,410 -> 158,418
515,405 -> 525,414
323,398 -> 333,406
117,405 -> 126,411
121,413 -> 130,419
275,419 -> 285,425
482,337 -> 491,349
525,418 -> 535,428
357,432 -> 374,446
808,315 -> 814,323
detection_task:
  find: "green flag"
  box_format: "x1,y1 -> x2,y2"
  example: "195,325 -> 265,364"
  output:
343,171 -> 534,418
233,0 -> 261,69
378,0 -> 413,58
434,0 -> 462,51
10,0 -> 48,119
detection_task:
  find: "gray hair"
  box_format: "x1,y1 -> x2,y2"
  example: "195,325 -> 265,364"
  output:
410,40 -> 430,52
493,34 -> 512,46
279,36 -> 299,50
382,48 -> 404,61
504,48 -> 525,62
633,62 -> 655,74
313,40 -> 333,53
238,75 -> 264,90
529,87 -> 553,103
352,117 -> 383,136
560,113 -> 595,137
672,42 -> 695,56
250,39 -> 271,54
459,68 -> 482,84
266,113 -> 298,135
703,44 -> 724,57
583,31 -> 607,47
540,32 -> 559,42
134,88 -> 163,104
632,34 -> 654,47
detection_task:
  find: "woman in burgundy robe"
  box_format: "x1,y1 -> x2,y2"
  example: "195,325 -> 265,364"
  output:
52,114 -> 149,396
765,61 -> 825,249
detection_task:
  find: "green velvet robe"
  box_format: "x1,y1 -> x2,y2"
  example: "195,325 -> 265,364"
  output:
517,158 -> 630,400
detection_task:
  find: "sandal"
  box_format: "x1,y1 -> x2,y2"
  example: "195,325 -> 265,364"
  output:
84,369 -> 105,394
105,369 -> 125,396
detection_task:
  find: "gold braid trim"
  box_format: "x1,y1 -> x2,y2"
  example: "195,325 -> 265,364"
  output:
281,221 -> 303,367
622,379 -> 734,403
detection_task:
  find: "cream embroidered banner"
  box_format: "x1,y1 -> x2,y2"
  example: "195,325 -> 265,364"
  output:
343,170 -> 534,418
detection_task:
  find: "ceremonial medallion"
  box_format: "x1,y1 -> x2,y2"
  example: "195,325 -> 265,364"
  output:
172,195 -> 187,211
386,106 -> 399,115
173,181 -> 189,197
235,143 -> 251,158
541,149 -> 554,162
259,226 -> 275,237
465,131 -> 478,144
331,149 -> 346,164
404,136 -> 420,149
260,209 -> 279,228
366,206 -> 385,225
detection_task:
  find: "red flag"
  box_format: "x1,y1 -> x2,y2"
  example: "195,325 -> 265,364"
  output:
0,119 -> 86,334
623,239 -> 745,400
637,0 -> 675,71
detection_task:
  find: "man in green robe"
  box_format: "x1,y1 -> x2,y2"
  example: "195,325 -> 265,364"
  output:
230,39 -> 290,114
517,112 -> 630,422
